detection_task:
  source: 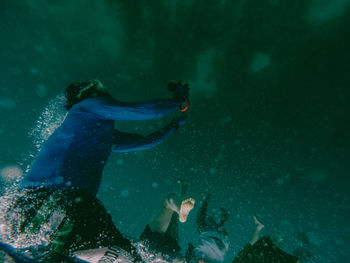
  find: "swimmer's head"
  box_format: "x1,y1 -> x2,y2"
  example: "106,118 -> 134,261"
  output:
64,79 -> 109,110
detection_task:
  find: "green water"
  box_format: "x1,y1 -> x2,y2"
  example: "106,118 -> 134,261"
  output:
0,1 -> 349,262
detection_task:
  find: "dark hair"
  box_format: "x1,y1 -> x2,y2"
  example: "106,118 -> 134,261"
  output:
64,81 -> 107,110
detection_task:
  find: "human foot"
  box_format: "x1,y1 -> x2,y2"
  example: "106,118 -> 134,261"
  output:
179,198 -> 195,223
165,195 -> 180,213
253,215 -> 264,231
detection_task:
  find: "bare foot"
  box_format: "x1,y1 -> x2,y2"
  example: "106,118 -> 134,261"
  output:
253,215 -> 264,231
179,198 -> 195,223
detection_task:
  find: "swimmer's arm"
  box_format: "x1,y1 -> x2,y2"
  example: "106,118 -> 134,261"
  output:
79,96 -> 183,120
112,121 -> 179,152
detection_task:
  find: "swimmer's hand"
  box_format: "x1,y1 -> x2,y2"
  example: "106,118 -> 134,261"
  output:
171,115 -> 187,131
168,80 -> 190,101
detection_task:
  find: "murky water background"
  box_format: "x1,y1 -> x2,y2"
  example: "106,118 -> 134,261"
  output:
1,1 -> 349,262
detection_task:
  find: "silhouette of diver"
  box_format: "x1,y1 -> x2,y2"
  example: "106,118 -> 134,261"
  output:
5,79 -> 190,262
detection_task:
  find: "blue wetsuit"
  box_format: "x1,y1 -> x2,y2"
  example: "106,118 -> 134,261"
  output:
21,95 -> 183,196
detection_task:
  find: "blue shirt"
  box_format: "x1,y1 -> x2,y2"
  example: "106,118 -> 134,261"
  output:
20,96 -> 182,195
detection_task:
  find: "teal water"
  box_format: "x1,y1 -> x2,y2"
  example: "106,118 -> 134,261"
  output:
0,0 -> 349,262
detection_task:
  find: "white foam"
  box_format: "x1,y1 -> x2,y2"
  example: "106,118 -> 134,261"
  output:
0,165 -> 23,183
29,94 -> 67,151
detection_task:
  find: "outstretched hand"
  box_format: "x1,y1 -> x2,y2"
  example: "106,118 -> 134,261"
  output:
172,115 -> 187,127
170,115 -> 187,132
168,80 -> 190,100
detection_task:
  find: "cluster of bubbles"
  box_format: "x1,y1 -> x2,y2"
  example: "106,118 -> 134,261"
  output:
28,94 -> 67,152
0,165 -> 23,183
134,242 -> 170,263
0,191 -> 51,257
0,94 -> 68,260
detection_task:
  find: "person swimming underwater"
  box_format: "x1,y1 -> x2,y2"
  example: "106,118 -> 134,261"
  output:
184,193 -> 230,263
4,79 -> 190,262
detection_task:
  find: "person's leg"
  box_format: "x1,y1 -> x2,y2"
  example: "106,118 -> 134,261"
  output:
163,180 -> 187,239
149,194 -> 195,233
196,193 -> 210,233
65,190 -> 132,252
149,193 -> 179,234
149,180 -> 195,234
164,197 -> 196,241
249,215 -> 264,245
164,212 -> 179,241
176,179 -> 195,223
217,208 -> 229,227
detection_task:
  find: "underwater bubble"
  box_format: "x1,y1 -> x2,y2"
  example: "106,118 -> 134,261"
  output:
309,170 -> 328,182
74,197 -> 82,203
29,94 -> 67,151
117,159 -> 124,165
219,116 -> 232,126
233,139 -> 240,145
34,45 -> 45,53
30,68 -> 39,74
308,0 -> 350,22
0,98 -> 16,110
209,167 -> 216,175
36,84 -> 47,97
250,52 -> 271,72
120,189 -> 129,198
275,177 -> 286,187
306,231 -> 323,246
215,153 -> 224,162
10,67 -> 22,75
152,182 -> 158,188
0,165 -> 23,182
